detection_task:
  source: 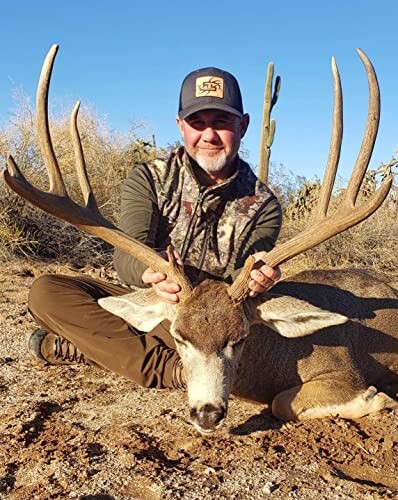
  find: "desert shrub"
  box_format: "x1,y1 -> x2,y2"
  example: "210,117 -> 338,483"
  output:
284,179 -> 321,220
0,205 -> 33,260
267,162 -> 307,209
0,187 -> 112,265
281,161 -> 398,279
0,90 -> 158,264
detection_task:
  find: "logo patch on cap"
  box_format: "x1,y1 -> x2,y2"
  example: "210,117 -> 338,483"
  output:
196,77 -> 224,98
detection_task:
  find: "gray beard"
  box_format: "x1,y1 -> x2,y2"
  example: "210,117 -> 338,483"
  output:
194,150 -> 228,174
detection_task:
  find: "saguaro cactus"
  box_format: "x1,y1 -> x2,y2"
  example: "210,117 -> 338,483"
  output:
258,62 -> 281,184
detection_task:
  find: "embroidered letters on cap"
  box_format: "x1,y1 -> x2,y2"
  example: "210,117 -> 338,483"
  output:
196,77 -> 224,98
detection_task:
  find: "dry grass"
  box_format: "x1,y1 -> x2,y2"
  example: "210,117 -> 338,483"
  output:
0,207 -> 33,260
281,182 -> 398,280
0,91 -> 160,265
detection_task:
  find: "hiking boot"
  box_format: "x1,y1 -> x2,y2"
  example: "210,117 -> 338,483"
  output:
28,328 -> 90,365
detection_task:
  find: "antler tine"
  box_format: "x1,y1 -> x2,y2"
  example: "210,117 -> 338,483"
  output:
227,256 -> 255,303
315,56 -> 343,219
3,44 -> 193,299
228,49 -> 393,302
342,48 -> 380,209
70,100 -> 99,212
36,44 -> 67,196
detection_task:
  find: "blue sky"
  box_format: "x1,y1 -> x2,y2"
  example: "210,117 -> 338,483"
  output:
0,0 -> 397,181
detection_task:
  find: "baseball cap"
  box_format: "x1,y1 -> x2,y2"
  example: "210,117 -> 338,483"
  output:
178,67 -> 244,120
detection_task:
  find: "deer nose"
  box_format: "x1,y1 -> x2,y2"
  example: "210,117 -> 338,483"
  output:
190,404 -> 226,432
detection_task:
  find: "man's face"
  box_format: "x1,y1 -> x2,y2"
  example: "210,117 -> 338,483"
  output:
176,109 -> 249,177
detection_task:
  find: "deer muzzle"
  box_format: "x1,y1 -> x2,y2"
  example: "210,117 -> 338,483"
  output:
190,403 -> 227,434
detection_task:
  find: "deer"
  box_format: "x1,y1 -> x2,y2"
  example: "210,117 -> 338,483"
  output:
3,45 -> 398,435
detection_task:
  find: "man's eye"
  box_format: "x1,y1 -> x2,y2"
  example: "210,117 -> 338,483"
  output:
214,120 -> 229,127
188,120 -> 204,129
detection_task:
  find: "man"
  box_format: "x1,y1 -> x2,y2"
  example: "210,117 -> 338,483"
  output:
28,67 -> 282,389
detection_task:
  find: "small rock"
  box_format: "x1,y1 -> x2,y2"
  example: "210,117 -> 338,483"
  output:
262,481 -> 277,494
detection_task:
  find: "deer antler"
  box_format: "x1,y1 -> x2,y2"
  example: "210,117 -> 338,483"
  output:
228,48 -> 393,302
2,44 -> 193,299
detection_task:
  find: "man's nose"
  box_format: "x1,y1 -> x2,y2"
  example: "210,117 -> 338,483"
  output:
202,126 -> 219,141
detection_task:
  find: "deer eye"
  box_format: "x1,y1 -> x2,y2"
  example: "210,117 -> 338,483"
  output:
232,339 -> 245,349
174,337 -> 188,348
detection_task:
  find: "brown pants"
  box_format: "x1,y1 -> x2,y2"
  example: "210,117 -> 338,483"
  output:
28,274 -> 181,389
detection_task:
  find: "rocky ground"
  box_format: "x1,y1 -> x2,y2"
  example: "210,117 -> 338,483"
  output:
0,260 -> 397,499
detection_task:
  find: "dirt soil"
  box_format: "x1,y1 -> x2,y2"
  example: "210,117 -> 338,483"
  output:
1,260 -> 397,500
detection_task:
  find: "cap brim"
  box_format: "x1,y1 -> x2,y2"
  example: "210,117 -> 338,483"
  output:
179,102 -> 243,120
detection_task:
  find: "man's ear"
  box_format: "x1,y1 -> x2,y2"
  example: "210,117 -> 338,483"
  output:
98,288 -> 173,332
176,115 -> 184,135
240,113 -> 250,138
245,293 -> 348,338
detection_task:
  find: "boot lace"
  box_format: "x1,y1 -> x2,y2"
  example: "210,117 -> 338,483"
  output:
54,337 -> 87,364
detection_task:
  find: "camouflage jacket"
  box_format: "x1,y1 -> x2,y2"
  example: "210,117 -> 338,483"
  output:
114,147 -> 282,287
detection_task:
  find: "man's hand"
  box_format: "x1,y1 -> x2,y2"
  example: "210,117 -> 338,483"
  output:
248,251 -> 281,297
141,249 -> 184,304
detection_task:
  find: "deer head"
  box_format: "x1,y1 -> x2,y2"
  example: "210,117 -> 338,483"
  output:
3,45 -> 393,434
99,278 -> 348,433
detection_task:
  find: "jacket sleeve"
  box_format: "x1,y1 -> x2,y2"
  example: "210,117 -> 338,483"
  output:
113,164 -> 159,287
227,194 -> 283,282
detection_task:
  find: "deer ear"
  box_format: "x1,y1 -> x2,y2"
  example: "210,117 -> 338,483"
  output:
98,288 -> 172,332
246,293 -> 348,338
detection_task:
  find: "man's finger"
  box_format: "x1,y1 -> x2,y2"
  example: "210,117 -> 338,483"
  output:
248,278 -> 268,293
250,269 -> 274,286
157,280 -> 181,294
260,266 -> 281,281
142,269 -> 166,284
152,284 -> 179,304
